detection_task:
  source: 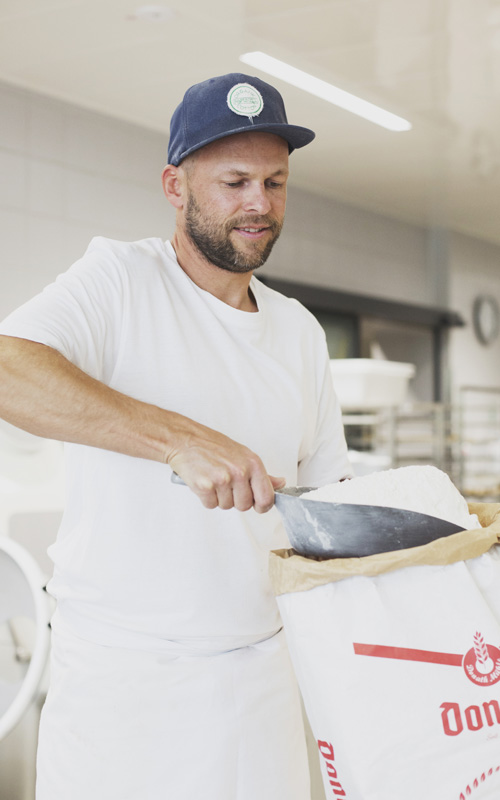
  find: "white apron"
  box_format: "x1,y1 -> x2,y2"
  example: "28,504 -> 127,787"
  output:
36,620 -> 310,800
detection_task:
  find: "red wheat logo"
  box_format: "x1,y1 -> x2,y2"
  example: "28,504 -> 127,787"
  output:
463,633 -> 500,686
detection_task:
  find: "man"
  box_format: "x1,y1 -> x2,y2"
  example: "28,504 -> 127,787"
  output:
0,74 -> 351,799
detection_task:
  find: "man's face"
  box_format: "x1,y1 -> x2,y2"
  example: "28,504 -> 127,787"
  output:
181,132 -> 289,273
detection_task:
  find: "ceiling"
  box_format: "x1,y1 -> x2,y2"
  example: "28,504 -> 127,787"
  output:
2,0 -> 500,246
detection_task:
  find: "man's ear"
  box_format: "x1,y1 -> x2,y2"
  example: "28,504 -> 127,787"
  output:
162,165 -> 184,209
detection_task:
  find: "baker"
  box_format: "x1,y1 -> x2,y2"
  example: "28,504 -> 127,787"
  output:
0,73 -> 351,799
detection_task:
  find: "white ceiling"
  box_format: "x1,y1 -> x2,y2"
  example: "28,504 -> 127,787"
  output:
2,0 -> 500,245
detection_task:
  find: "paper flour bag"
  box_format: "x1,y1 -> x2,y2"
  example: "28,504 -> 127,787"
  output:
270,503 -> 500,800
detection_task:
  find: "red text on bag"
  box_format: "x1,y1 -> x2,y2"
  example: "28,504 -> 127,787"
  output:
440,699 -> 500,736
318,740 -> 347,797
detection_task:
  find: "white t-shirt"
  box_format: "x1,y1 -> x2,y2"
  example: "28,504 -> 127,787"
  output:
0,237 -> 351,651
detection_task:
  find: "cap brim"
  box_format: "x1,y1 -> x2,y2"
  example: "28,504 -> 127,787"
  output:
172,123 -> 315,165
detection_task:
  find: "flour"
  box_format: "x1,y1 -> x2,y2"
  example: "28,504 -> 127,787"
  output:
303,465 -> 481,530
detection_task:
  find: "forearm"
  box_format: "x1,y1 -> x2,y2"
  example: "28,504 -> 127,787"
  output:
0,335 -> 283,511
0,335 -> 183,462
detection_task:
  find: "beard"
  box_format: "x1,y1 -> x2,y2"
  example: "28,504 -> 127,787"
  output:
184,192 -> 283,273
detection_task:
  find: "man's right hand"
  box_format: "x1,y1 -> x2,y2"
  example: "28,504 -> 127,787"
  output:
166,420 -> 285,514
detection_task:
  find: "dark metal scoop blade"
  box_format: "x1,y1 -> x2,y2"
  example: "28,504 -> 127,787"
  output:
274,487 -> 465,559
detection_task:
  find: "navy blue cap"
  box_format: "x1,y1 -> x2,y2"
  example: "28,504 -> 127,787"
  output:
167,73 -> 315,166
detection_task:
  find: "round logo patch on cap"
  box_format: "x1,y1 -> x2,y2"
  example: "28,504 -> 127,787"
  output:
227,83 -> 264,118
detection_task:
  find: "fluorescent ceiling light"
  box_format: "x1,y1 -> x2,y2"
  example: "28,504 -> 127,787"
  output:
240,51 -> 412,133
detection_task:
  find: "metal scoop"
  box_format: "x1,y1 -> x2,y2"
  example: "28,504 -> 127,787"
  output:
171,473 -> 465,559
274,487 -> 465,559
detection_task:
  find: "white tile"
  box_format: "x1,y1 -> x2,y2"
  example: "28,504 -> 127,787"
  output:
122,189 -> 175,240
27,159 -> 66,217
0,280 -> 29,320
27,96 -> 67,163
65,169 -> 118,226
26,216 -> 68,288
65,111 -> 112,175
0,208 -> 27,267
0,84 -> 28,153
0,270 -> 36,320
0,209 -> 30,318
0,150 -> 27,209
64,221 -> 103,264
281,185 -> 433,304
65,108 -> 166,186
65,168 -> 171,236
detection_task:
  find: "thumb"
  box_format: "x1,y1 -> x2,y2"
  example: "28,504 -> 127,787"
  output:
270,475 -> 286,490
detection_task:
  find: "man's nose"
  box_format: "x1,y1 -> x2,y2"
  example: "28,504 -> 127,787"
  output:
242,183 -> 272,215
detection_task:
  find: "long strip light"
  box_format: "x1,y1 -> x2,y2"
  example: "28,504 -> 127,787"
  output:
240,51 -> 411,133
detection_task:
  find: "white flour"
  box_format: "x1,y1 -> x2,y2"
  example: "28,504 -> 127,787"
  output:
303,465 -> 480,530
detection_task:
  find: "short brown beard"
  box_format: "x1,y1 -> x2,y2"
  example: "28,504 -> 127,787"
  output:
184,192 -> 283,274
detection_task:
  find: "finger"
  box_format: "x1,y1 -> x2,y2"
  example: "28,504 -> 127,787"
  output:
249,473 -> 276,514
215,484 -> 235,511
190,475 -> 220,510
231,479 -> 254,512
195,488 -> 219,510
199,470 -> 234,511
270,475 -> 286,490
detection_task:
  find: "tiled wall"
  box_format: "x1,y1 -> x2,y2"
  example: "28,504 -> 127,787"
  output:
263,186 -> 437,307
0,81 -> 174,319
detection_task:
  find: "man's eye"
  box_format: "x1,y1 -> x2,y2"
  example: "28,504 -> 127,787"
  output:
225,181 -> 243,188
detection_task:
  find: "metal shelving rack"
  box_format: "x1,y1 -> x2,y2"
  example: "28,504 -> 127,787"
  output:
342,396 -> 500,503
455,387 -> 500,502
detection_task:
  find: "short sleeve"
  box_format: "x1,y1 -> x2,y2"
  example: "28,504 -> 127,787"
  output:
0,238 -> 128,383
